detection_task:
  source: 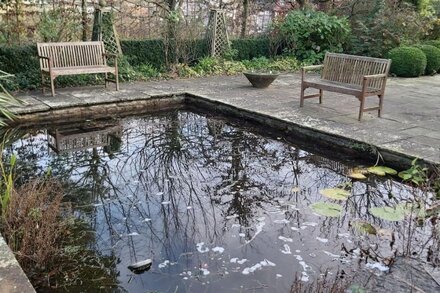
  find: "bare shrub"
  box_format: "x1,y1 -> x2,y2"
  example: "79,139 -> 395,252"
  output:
1,178 -> 72,283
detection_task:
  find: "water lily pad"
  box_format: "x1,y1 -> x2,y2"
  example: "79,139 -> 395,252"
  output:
319,188 -> 350,200
369,206 -> 405,221
310,202 -> 342,217
351,220 -> 377,235
367,166 -> 397,176
347,172 -> 367,180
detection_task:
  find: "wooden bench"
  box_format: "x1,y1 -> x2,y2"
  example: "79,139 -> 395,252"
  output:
300,53 -> 391,121
37,41 -> 119,96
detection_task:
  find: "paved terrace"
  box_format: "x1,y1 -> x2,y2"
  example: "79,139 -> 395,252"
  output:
11,73 -> 440,165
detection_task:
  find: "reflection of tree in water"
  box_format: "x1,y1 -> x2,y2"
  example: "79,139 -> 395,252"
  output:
2,110 -> 436,291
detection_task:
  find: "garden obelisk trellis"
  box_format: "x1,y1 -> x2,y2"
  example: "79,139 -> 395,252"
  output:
206,9 -> 230,57
92,6 -> 122,55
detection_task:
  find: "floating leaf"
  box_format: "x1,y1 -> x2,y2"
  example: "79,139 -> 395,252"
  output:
310,202 -> 342,217
347,172 -> 367,180
368,166 -> 397,176
319,188 -> 350,200
369,206 -> 405,221
377,228 -> 394,241
351,220 -> 377,235
291,186 -> 301,193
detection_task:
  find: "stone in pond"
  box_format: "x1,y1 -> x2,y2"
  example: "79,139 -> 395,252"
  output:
128,259 -> 152,274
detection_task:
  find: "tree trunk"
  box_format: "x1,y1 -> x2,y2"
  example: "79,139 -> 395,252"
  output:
240,0 -> 249,38
82,0 -> 88,41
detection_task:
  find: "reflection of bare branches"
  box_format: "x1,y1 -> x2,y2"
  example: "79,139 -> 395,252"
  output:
3,110 -> 437,292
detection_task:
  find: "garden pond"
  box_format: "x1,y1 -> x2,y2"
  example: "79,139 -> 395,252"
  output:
3,109 -> 439,292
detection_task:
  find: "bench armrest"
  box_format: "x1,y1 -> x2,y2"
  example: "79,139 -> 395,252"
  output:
302,65 -> 324,71
363,73 -> 387,80
301,64 -> 323,81
38,55 -> 51,60
38,55 -> 53,70
103,53 -> 118,59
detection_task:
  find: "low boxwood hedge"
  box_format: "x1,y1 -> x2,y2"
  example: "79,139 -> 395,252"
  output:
387,46 -> 427,77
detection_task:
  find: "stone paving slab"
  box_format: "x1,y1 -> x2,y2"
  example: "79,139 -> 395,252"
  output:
8,73 -> 440,165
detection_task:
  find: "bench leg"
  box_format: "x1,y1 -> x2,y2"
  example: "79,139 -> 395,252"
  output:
378,94 -> 384,117
358,95 -> 365,121
115,69 -> 119,91
300,84 -> 305,107
50,76 -> 56,97
319,89 -> 323,104
41,72 -> 45,94
104,73 -> 108,88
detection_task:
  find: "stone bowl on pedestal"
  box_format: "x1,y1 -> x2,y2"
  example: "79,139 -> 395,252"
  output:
243,71 -> 280,88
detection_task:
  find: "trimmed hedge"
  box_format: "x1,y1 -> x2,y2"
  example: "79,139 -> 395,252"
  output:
425,39 -> 440,49
121,38 -> 274,68
0,38 -> 275,90
417,44 -> 440,74
387,46 -> 427,77
231,38 -> 273,60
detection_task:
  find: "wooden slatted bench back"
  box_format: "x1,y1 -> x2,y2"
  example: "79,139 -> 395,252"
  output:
37,41 -> 106,70
321,53 -> 390,91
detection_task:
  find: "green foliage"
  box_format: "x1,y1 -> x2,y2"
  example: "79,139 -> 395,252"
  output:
416,44 -> 440,74
135,64 -> 162,78
387,46 -> 427,77
230,38 -> 273,60
0,153 -> 16,216
398,159 -> 428,185
37,8 -> 81,42
272,10 -> 350,63
425,39 -> 440,49
343,1 -> 433,57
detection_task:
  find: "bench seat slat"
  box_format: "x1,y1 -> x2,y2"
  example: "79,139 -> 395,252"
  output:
42,66 -> 116,76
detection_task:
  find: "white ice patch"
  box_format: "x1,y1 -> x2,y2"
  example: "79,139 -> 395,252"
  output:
299,261 -> 312,272
294,255 -> 303,261
276,274 -> 283,278
156,192 -> 164,196
273,219 -> 290,224
301,271 -> 310,282
212,247 -> 225,254
187,206 -> 192,210
316,237 -> 329,243
239,233 -> 246,237
196,242 -> 209,253
338,233 -> 350,238
200,268 -> 210,275
158,260 -> 170,268
278,236 -> 293,242
281,244 -> 292,254
127,232 -> 139,236
237,259 -> 247,265
366,262 -> 389,272
257,217 -> 266,222
142,218 -> 151,222
231,224 -> 241,228
260,259 -> 276,267
244,221 -> 265,245
226,214 -> 238,220
295,250 -> 301,253
241,259 -> 275,275
323,251 -> 340,258
161,201 -> 171,205
291,227 -> 300,231
303,222 -> 318,227
230,258 -> 247,264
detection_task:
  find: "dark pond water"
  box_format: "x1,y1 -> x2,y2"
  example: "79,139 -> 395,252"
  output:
4,110 -> 438,292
